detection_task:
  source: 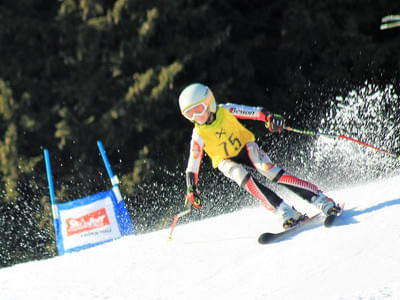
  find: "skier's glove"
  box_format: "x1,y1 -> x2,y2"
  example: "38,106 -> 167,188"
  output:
265,114 -> 285,133
185,185 -> 202,209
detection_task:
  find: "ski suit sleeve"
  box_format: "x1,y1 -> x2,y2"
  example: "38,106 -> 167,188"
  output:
185,128 -> 205,187
221,103 -> 271,122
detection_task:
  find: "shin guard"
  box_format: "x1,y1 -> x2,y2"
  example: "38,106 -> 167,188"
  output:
276,173 -> 319,201
242,175 -> 282,211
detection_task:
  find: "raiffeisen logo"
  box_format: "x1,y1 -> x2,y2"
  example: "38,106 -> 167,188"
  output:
66,208 -> 110,236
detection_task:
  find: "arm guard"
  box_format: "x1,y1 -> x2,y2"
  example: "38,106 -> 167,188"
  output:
185,129 -> 205,187
221,103 -> 271,122
186,172 -> 197,190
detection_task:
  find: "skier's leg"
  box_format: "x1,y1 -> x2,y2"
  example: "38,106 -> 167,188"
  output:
217,159 -> 303,228
276,173 -> 343,215
244,142 -> 340,216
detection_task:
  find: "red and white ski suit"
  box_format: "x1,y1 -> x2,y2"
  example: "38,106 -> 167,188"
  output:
185,103 -> 320,211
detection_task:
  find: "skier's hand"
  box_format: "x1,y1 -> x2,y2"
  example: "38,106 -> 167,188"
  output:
185,185 -> 202,209
265,114 -> 285,133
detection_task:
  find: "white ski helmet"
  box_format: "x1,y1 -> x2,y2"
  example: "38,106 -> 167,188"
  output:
178,83 -> 216,121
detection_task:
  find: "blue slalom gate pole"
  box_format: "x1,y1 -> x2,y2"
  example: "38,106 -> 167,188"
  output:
44,149 -> 56,206
97,141 -> 123,202
44,149 -> 60,252
97,141 -> 134,234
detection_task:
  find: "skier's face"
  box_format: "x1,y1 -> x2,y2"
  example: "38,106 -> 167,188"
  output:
193,108 -> 210,124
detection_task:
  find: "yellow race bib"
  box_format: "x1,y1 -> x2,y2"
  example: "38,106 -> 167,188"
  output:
195,107 -> 255,168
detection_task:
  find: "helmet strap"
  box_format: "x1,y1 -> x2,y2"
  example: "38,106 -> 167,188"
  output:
205,112 -> 216,124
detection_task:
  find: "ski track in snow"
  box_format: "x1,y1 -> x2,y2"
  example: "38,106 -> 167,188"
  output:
0,175 -> 399,300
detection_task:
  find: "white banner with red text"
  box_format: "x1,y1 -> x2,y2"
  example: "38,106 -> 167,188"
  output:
54,189 -> 134,255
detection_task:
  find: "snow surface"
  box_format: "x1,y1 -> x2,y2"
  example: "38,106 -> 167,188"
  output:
1,175 -> 400,300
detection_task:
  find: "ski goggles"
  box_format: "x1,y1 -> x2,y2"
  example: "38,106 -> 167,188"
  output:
182,91 -> 214,121
183,102 -> 209,121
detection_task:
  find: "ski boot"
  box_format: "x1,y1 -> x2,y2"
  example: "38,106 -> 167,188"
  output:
275,202 -> 307,229
311,192 -> 341,216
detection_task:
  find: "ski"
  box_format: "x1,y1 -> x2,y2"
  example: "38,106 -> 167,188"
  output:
324,214 -> 338,227
323,203 -> 345,227
258,204 -> 345,244
258,213 -> 324,244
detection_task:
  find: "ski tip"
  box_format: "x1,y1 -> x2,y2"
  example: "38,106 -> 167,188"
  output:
258,235 -> 265,244
324,205 -> 344,227
324,215 -> 336,227
258,233 -> 267,244
258,232 -> 275,244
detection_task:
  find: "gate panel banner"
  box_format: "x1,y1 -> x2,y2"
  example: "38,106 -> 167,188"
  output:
54,189 -> 134,255
44,142 -> 135,256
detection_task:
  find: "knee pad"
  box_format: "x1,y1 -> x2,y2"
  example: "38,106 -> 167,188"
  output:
218,159 -> 248,186
246,142 -> 283,181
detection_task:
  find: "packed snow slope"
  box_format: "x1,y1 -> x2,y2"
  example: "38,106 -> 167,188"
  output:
1,175 -> 400,300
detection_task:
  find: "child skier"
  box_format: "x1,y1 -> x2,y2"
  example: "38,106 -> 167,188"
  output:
178,83 -> 341,229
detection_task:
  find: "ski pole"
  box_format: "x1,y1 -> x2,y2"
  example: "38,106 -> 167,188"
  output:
284,126 -> 400,160
168,208 -> 191,241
